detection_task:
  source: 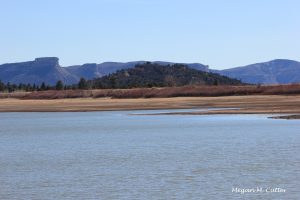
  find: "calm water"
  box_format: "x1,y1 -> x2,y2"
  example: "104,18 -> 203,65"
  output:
0,110 -> 299,200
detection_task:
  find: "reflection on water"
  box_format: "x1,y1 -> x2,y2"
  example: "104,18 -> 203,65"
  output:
0,111 -> 299,199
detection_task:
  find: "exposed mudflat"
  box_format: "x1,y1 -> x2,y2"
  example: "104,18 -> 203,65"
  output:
0,95 -> 299,118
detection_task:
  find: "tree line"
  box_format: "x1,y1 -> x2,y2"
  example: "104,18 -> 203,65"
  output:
0,78 -> 89,93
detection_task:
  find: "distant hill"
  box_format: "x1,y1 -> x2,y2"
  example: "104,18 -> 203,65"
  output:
217,59 -> 300,84
91,62 -> 242,89
0,57 -> 77,85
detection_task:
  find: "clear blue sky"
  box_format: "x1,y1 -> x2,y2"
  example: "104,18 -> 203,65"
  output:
0,0 -> 299,69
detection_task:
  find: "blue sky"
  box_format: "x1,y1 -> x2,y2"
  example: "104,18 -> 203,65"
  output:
0,0 -> 299,69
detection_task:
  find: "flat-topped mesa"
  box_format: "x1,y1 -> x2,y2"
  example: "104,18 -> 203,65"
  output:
34,57 -> 60,67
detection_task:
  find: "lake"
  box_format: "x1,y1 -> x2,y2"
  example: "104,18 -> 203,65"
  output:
0,110 -> 299,199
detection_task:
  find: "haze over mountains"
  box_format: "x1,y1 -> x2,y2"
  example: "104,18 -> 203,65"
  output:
0,57 -> 299,85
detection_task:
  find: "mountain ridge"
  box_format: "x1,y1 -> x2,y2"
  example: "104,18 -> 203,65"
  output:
1,57 -> 300,85
218,59 -> 300,84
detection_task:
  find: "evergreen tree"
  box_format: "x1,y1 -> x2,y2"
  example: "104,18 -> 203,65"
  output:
213,80 -> 219,86
25,84 -> 31,92
6,82 -> 13,93
12,84 -> 17,91
18,83 -> 26,91
55,80 -> 64,90
0,80 -> 5,91
40,82 -> 46,91
32,84 -> 37,91
78,77 -> 88,89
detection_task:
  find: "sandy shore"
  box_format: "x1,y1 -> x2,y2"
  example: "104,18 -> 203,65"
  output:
0,95 -> 300,117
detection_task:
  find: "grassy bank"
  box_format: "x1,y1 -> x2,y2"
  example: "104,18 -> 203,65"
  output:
1,84 -> 300,99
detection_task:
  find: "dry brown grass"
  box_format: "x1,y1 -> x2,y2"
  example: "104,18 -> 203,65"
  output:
0,92 -> 28,99
2,84 -> 298,99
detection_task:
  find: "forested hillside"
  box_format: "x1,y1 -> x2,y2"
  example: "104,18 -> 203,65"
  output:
90,62 -> 242,89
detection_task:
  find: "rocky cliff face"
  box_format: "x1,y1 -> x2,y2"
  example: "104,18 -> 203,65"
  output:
0,57 -> 78,85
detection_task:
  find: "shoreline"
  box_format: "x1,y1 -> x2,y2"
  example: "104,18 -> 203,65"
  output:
268,115 -> 300,120
0,95 -> 299,119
